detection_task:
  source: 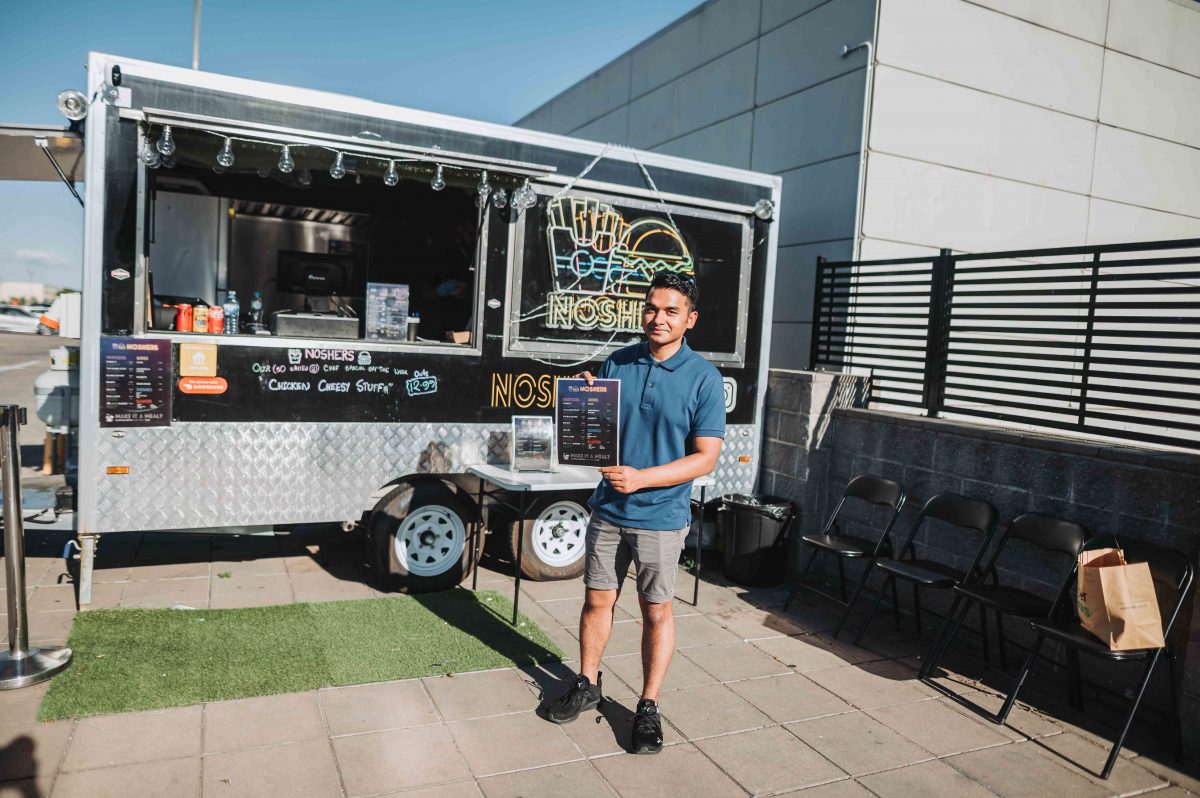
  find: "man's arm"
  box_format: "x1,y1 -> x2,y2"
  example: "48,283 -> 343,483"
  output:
599,436 -> 722,494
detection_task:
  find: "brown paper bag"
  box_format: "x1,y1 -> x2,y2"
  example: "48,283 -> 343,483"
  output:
1076,547 -> 1165,651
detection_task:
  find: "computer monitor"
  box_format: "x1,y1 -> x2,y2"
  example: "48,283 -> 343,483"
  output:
276,251 -> 356,296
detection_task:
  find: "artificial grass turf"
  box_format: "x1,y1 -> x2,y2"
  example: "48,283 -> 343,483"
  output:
39,589 -> 563,720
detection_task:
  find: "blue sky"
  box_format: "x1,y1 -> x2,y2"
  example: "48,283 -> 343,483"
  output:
0,0 -> 701,290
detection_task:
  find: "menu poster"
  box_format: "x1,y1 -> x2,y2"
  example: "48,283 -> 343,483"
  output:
512,415 -> 554,472
100,337 -> 173,427
365,282 -> 409,341
555,378 -> 619,468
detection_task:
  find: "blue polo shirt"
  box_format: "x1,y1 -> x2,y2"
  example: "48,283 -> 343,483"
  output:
588,338 -> 725,530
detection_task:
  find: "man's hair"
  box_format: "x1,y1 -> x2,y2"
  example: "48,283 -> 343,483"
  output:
648,271 -> 699,312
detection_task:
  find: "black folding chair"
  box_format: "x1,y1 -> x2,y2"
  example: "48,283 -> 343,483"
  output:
851,493 -> 999,646
919,513 -> 1089,680
781,475 -> 906,639
998,537 -> 1194,780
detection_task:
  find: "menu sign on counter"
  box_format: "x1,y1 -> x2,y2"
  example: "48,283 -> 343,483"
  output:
364,282 -> 409,341
555,378 -> 619,468
100,337 -> 173,427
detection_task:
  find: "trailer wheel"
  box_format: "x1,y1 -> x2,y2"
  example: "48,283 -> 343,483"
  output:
369,483 -> 477,593
509,494 -> 591,581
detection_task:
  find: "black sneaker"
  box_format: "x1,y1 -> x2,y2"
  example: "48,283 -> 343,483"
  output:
631,699 -> 663,754
546,672 -> 602,724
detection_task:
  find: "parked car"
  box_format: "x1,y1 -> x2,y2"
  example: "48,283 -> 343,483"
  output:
0,305 -> 40,334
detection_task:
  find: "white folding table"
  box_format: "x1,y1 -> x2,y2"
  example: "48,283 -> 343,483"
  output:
466,463 -> 715,625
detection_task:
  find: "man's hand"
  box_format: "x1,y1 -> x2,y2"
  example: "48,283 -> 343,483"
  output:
599,465 -> 643,494
575,370 -> 596,385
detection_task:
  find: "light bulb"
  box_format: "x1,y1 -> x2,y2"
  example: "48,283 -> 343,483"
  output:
330,152 -> 346,180
216,137 -> 235,167
430,164 -> 445,191
296,169 -> 312,187
161,153 -> 176,169
512,179 -> 537,214
384,160 -> 399,187
212,164 -> 227,175
277,145 -> 294,174
257,168 -> 271,178
156,125 -> 175,156
476,170 -> 491,199
140,139 -> 161,168
491,188 -> 508,209
753,198 -> 775,221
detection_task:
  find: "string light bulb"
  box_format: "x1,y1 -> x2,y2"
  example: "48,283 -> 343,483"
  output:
384,160 -> 399,187
753,198 -> 775,221
491,187 -> 508,209
216,137 -> 235,168
512,179 -> 537,213
297,169 -> 312,187
277,145 -> 294,174
161,153 -> 177,169
430,164 -> 445,191
329,152 -> 346,180
476,170 -> 491,200
139,138 -> 161,169
156,125 -> 175,156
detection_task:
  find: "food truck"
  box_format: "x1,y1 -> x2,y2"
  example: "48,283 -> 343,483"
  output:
11,53 -> 781,605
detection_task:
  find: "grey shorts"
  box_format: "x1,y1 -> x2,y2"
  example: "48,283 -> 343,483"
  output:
583,514 -> 689,604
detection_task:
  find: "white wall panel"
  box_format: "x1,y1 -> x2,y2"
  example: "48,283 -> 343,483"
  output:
964,0 -> 1109,44
1106,0 -> 1200,79
877,0 -> 1104,118
869,66 -> 1095,194
858,238 -> 941,259
1099,50 -> 1200,150
1092,125 -> 1200,219
1086,198 -> 1200,245
861,153 -> 1090,252
630,0 -> 761,97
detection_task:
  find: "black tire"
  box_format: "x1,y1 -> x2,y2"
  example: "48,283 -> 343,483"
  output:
369,482 -> 478,593
508,493 -> 591,581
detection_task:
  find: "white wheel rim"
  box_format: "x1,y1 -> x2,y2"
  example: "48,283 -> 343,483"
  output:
395,504 -> 466,577
530,501 -> 588,568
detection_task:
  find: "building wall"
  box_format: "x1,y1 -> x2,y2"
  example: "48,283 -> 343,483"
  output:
860,0 -> 1200,260
514,0 -> 878,369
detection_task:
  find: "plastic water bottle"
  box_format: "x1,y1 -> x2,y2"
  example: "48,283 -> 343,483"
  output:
222,291 -> 240,335
249,291 -> 265,332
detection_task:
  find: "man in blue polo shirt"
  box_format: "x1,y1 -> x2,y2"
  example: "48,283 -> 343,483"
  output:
546,271 -> 725,755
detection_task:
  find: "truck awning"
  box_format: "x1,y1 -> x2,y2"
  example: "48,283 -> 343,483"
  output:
0,125 -> 84,182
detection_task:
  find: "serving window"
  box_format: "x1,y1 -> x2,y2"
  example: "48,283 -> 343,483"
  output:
140,126 -> 490,351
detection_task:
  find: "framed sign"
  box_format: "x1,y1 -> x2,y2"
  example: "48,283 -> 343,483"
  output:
511,415 -> 554,472
555,378 -> 619,468
100,337 -> 173,427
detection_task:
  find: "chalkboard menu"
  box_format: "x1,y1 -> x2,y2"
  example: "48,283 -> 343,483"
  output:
556,378 -> 619,467
100,337 -> 173,427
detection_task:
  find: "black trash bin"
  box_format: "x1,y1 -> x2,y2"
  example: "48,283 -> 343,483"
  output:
720,494 -> 795,586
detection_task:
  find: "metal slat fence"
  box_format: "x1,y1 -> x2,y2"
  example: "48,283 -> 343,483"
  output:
811,238 -> 1200,450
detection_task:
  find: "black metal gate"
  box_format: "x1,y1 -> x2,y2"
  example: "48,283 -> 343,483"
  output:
811,238 -> 1200,450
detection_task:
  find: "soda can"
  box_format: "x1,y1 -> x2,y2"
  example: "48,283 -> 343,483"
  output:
194,305 -> 209,333
208,305 -> 225,335
175,303 -> 193,332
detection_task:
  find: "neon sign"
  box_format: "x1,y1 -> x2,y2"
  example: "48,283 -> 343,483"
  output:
544,197 -> 693,333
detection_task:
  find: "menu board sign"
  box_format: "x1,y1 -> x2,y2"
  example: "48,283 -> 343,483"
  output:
100,337 -> 173,427
365,282 -> 409,341
555,378 -> 619,468
512,415 -> 554,472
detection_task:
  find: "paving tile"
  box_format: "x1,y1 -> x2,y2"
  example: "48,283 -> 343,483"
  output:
708,607 -> 813,639
657,683 -> 771,739
66,705 -> 202,771
672,614 -> 742,649
321,679 -> 439,736
478,759 -> 612,798
601,651 -> 715,696
681,640 -> 794,682
203,691 -> 326,753
85,582 -> 125,609
728,672 -> 854,723
1132,755 -> 1200,793
804,661 -> 935,711
26,610 -> 75,646
204,739 -> 341,798
333,725 -> 471,797
423,668 -> 538,722
288,572 -> 375,603
51,756 -> 200,798
89,564 -> 132,584
119,578 -> 210,609
1036,731 -> 1167,793
868,698 -> 1010,756
377,782 -> 483,797
0,681 -> 52,728
858,758 -> 998,798
447,711 -> 580,777
774,780 -> 876,797
0,718 -> 73,781
519,577 -> 585,601
535,597 -> 634,626
944,689 -> 1063,740
750,635 -> 857,672
591,742 -> 745,797
696,725 -> 847,795
563,620 -> 644,657
787,712 -> 933,777
2,777 -> 54,797
208,572 -> 293,609
559,695 -> 685,757
25,585 -> 77,613
129,561 -> 211,581
947,741 -> 1109,798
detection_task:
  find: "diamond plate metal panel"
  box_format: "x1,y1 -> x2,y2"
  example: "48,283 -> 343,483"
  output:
94,423 -> 759,532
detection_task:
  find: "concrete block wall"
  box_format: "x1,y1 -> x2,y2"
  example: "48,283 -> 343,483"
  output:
761,369 -> 1200,762
514,0 -> 877,369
